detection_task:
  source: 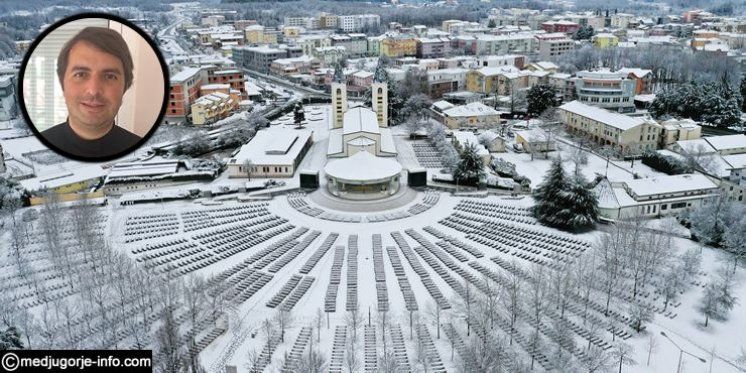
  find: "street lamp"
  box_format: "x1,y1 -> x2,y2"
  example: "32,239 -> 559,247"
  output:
660,331 -> 706,373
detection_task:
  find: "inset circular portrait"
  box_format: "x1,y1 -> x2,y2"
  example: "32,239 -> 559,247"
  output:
19,13 -> 168,162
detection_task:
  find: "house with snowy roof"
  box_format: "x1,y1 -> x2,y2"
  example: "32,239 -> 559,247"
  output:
593,174 -> 721,220
438,102 -> 505,129
228,128 -> 313,178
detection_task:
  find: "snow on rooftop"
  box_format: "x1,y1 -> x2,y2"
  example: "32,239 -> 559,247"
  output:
704,134 -> 746,152
20,164 -> 107,191
432,100 -> 455,111
515,128 -> 552,143
452,131 -> 489,156
675,138 -> 716,154
107,159 -> 180,179
201,83 -> 230,90
634,94 -> 656,103
443,102 -> 501,118
625,174 -> 718,197
343,107 -> 380,135
170,67 -> 202,83
722,153 -> 746,169
534,61 -> 558,70
324,151 -> 402,182
618,67 -> 652,77
232,128 -> 312,165
559,101 -> 651,131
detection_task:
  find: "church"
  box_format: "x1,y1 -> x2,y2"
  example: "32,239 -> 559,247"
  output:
323,64 -> 403,199
326,67 -> 397,158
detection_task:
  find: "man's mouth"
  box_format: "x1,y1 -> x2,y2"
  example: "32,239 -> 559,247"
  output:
80,102 -> 106,110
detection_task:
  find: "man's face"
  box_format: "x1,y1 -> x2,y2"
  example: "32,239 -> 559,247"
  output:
62,41 -> 126,132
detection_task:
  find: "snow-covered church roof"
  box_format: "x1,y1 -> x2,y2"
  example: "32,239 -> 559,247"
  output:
343,107 -> 380,135
324,151 -> 402,183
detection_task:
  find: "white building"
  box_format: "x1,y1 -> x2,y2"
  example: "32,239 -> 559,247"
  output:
338,14 -> 380,32
327,107 -> 396,158
228,128 -> 313,178
594,174 -> 721,220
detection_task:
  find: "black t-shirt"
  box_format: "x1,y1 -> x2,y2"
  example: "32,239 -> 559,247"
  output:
40,121 -> 142,159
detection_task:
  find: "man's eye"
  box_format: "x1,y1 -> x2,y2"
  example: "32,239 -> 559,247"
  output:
105,74 -> 118,80
73,72 -> 87,78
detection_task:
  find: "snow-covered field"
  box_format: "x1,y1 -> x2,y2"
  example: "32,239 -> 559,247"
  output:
5,185 -> 744,372
2,106 -> 745,373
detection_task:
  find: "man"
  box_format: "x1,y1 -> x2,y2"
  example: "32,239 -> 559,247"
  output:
41,27 -> 141,159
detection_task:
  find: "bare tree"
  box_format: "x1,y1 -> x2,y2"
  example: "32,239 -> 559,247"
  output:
413,323 -> 433,373
274,309 -> 293,343
242,159 -> 254,181
378,349 -> 402,373
581,345 -> 614,373
646,334 -> 658,367
610,342 -> 636,373
183,275 -> 209,373
574,252 -> 598,325
297,341 -> 327,373
345,325 -> 360,373
627,300 -> 653,333
501,264 -> 521,345
57,298 -> 81,349
659,258 -> 686,311
525,263 -> 547,370
724,213 -> 746,274
154,278 -> 184,373
245,348 -> 263,373
595,229 -> 624,316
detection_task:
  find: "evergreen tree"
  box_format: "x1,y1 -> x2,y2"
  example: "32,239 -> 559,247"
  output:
573,25 -> 595,40
533,157 -> 596,231
566,167 -> 598,230
487,19 -> 496,28
740,77 -> 746,112
453,142 -> 485,186
532,157 -> 571,227
293,102 -> 305,129
0,326 -> 24,350
527,84 -> 558,117
388,82 -> 406,126
650,81 -> 742,128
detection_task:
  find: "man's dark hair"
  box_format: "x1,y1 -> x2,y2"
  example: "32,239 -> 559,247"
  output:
56,26 -> 134,91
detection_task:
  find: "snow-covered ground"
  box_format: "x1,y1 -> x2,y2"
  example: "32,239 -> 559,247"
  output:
105,190 -> 745,373
3,108 -> 745,373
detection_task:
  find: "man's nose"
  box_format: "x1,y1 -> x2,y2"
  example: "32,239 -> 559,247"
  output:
84,76 -> 105,96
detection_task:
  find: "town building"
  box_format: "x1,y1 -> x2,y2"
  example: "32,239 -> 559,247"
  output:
0,75 -> 17,121
536,33 -> 575,60
103,159 -> 219,195
228,128 -> 313,178
167,67 -> 203,122
232,46 -> 301,72
658,118 -> 702,148
592,33 -> 619,48
191,92 -> 236,125
573,69 -> 637,113
435,101 -> 504,129
594,174 -> 721,220
559,100 -> 661,154
541,20 -> 580,34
